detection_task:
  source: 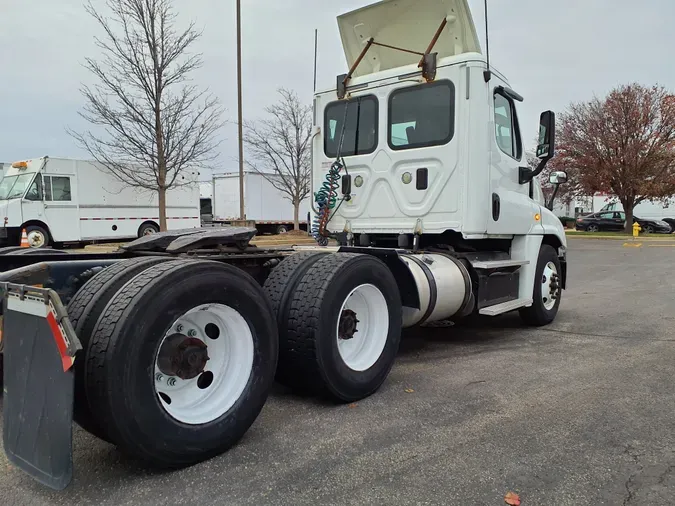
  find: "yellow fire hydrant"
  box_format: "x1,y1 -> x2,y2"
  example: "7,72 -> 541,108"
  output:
633,222 -> 641,239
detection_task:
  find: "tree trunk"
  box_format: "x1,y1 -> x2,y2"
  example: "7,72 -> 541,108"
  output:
158,187 -> 168,232
293,199 -> 300,232
623,201 -> 634,234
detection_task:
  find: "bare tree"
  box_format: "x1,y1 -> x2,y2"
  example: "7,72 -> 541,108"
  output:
243,88 -> 313,230
549,84 -> 675,232
69,0 -> 223,231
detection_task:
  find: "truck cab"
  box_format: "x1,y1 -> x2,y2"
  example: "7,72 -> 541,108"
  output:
0,158 -> 56,246
312,0 -> 565,250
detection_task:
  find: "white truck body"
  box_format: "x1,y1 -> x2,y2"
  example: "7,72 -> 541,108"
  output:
311,0 -> 566,307
210,172 -> 311,231
0,156 -> 200,244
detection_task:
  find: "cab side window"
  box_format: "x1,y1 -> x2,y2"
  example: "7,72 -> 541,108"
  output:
494,92 -> 523,160
25,176 -> 43,201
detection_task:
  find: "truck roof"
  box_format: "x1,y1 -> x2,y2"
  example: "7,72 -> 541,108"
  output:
315,53 -> 509,97
338,0 -> 481,79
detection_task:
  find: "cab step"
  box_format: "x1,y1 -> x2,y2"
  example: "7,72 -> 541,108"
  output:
471,259 -> 529,270
479,298 -> 533,316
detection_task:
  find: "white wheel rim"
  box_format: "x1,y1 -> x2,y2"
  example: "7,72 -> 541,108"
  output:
27,230 -> 45,248
143,227 -> 156,236
541,261 -> 559,311
154,303 -> 254,425
336,284 -> 389,372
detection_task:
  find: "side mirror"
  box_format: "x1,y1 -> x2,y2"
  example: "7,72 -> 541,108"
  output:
536,111 -> 556,161
549,171 -> 568,185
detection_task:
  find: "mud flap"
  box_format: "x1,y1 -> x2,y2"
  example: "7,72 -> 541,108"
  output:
1,283 -> 81,490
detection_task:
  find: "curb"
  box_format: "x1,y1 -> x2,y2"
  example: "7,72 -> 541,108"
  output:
565,234 -> 675,241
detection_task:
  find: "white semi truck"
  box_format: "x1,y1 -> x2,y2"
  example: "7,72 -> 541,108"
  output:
0,0 -> 568,490
0,156 -> 201,248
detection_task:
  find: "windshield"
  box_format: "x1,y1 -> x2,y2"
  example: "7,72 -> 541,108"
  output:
0,173 -> 37,200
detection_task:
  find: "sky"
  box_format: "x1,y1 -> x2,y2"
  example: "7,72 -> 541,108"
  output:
1,0 -> 674,175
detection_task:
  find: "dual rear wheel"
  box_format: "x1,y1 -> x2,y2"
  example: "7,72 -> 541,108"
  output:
263,252 -> 402,402
68,258 -> 277,467
69,252 -> 402,468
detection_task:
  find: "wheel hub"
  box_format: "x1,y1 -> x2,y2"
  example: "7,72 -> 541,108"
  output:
549,273 -> 561,301
157,333 -> 210,380
338,309 -> 360,340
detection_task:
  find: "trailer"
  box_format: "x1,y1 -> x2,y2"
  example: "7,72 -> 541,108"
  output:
207,171 -> 311,234
0,157 -> 201,248
0,0 -> 569,490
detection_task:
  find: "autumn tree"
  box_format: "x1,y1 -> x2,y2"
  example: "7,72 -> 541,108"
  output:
243,88 -> 312,231
70,0 -> 223,231
550,84 -> 675,232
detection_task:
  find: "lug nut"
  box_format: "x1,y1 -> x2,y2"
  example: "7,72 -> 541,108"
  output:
167,377 -> 177,387
176,324 -> 184,332
155,373 -> 164,382
188,329 -> 197,337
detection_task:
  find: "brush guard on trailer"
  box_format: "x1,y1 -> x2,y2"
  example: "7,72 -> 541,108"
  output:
1,283 -> 80,490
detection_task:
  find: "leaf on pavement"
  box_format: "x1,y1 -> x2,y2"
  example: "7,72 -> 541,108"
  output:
404,388 -> 415,393
348,403 -> 358,409
504,491 -> 521,505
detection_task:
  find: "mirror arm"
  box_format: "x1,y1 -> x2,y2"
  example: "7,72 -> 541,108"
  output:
546,183 -> 561,211
519,158 -> 549,185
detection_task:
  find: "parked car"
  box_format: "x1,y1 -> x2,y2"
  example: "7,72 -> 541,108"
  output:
575,211 -> 673,234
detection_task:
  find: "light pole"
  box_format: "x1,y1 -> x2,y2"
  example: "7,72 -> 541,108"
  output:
236,0 -> 245,220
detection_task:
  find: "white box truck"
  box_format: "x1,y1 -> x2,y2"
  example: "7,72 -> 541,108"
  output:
208,171 -> 311,234
0,156 -> 200,247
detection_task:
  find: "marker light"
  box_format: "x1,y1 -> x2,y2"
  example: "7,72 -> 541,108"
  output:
535,213 -> 541,222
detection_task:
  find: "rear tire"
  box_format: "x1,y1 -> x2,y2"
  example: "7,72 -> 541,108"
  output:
519,245 -> 562,326
586,224 -> 599,233
67,257 -> 170,441
83,260 -> 278,467
262,251 -> 331,354
138,222 -> 160,237
276,225 -> 289,235
281,253 -> 402,402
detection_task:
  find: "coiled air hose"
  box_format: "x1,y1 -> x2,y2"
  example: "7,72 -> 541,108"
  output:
312,101 -> 353,246
312,160 -> 344,246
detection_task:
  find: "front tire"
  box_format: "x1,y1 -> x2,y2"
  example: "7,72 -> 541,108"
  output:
519,245 -> 562,326
281,253 -> 402,402
83,260 -> 278,467
26,225 -> 50,248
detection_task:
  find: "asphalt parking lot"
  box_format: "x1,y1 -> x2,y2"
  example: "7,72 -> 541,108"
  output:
2,238 -> 675,505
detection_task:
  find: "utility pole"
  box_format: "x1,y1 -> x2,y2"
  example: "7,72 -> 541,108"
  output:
236,0 -> 245,220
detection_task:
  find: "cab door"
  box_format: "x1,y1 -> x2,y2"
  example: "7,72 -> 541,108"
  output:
21,173 -> 46,223
487,84 -> 541,235
42,175 -> 80,242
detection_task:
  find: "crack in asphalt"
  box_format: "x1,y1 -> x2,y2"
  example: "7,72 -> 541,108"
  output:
540,327 -> 675,343
623,445 -> 644,506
